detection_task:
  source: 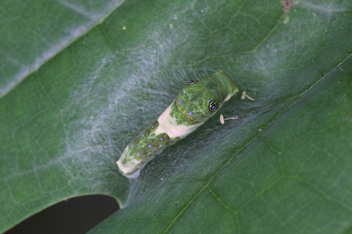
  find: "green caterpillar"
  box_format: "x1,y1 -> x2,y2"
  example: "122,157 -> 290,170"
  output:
117,71 -> 238,178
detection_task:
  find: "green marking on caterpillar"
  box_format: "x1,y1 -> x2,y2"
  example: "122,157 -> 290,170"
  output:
117,71 -> 239,178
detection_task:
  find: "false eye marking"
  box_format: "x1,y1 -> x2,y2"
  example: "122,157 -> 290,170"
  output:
187,80 -> 196,85
208,100 -> 218,112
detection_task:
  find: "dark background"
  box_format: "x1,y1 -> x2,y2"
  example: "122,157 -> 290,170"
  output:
5,195 -> 119,234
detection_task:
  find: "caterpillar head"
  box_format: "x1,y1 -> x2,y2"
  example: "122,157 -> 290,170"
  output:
173,71 -> 238,125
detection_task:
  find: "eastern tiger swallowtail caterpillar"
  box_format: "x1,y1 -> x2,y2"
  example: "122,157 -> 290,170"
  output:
117,71 -> 239,178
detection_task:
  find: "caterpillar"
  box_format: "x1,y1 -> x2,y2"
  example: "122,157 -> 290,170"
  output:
117,71 -> 239,178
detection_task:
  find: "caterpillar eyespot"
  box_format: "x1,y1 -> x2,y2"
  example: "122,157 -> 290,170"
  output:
208,100 -> 217,112
117,71 -> 239,178
187,80 -> 197,85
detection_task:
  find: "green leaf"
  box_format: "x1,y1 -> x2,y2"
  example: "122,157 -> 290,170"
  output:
1,0 -> 352,233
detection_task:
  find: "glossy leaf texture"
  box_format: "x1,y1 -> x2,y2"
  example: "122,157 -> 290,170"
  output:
1,0 -> 352,233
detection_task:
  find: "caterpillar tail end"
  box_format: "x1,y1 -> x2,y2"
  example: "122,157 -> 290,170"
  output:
117,158 -> 141,179
116,146 -> 141,179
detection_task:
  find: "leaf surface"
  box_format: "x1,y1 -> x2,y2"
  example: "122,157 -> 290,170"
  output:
1,0 -> 352,233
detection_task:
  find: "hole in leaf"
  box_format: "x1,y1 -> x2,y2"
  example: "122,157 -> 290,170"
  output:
5,195 -> 119,234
